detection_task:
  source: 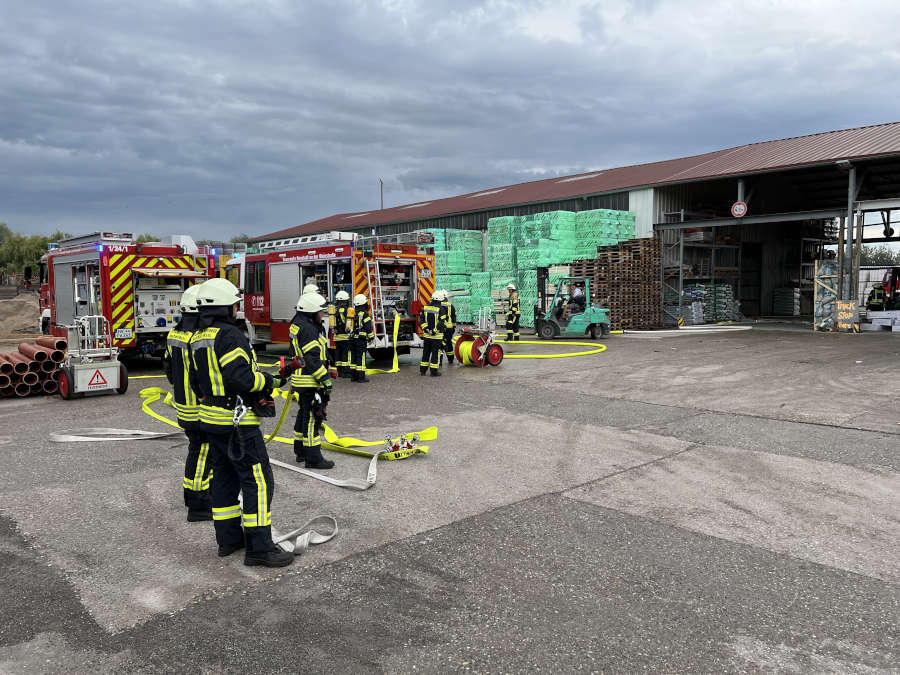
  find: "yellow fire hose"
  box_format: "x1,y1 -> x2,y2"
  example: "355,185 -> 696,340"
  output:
138,386 -> 433,460
493,338 -> 607,359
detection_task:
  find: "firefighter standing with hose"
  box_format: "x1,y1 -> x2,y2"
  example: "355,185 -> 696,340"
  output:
332,290 -> 351,378
289,292 -> 336,469
189,278 -> 292,567
419,292 -> 448,376
164,284 -> 211,522
349,294 -> 373,383
437,289 -> 457,364
506,283 -> 521,341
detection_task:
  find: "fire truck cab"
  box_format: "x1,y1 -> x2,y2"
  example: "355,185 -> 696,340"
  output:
225,231 -> 436,356
40,232 -> 213,358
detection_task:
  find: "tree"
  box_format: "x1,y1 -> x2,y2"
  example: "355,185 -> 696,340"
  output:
230,233 -> 251,243
0,223 -> 72,274
859,244 -> 900,266
135,233 -> 158,243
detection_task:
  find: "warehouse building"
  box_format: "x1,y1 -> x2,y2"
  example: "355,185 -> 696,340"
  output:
254,121 -> 900,325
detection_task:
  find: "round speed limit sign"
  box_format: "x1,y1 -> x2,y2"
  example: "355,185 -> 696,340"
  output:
731,201 -> 748,218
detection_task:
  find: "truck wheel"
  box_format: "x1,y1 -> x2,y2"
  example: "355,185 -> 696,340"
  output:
538,322 -> 556,339
58,369 -> 73,400
590,324 -> 610,339
117,363 -> 129,395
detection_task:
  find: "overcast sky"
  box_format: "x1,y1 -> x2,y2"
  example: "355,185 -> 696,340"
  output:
3,0 -> 900,240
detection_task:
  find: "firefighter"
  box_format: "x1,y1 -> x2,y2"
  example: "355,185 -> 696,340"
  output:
190,278 -> 292,568
349,294 -> 374,382
303,282 -> 320,294
332,290 -> 351,378
436,289 -> 457,364
867,283 -> 887,310
506,283 -> 521,341
164,284 -> 211,522
289,292 -> 336,469
419,292 -> 448,376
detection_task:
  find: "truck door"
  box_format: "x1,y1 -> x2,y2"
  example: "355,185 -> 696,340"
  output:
269,262 -> 301,321
72,263 -> 101,318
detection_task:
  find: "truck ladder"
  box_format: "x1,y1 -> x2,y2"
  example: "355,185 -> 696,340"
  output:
364,260 -> 389,344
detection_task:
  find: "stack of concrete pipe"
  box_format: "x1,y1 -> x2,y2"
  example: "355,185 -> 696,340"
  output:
0,337 -> 67,397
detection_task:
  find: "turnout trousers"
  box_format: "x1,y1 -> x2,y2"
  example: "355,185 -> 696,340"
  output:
349,337 -> 367,380
420,336 -> 443,374
292,388 -> 326,463
182,426 -> 212,510
334,339 -> 350,376
443,328 -> 455,363
206,427 -> 277,555
506,313 -> 520,341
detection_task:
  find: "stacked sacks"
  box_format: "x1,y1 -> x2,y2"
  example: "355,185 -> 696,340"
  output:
446,229 -> 484,274
516,269 -> 539,328
450,294 -> 471,324
468,271 -> 493,324
435,250 -> 467,275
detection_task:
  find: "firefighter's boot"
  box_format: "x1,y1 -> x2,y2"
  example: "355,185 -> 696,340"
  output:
244,548 -> 294,568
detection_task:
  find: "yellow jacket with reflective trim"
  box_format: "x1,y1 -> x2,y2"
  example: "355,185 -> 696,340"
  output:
440,300 -> 456,330
289,313 -> 330,389
351,309 -> 374,341
507,291 -> 520,317
419,302 -> 447,338
189,320 -> 269,428
333,305 -> 350,340
165,315 -> 199,425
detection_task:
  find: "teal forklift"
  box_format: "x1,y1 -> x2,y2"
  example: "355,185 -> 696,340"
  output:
533,268 -> 611,340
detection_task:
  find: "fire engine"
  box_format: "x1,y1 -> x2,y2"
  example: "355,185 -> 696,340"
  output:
39,232 -> 215,357
224,231 -> 436,356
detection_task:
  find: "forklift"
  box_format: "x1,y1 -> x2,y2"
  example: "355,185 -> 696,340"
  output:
875,267 -> 900,309
533,268 -> 611,340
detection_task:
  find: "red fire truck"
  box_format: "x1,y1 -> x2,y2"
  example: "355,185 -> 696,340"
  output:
224,231 -> 436,356
40,232 -> 215,357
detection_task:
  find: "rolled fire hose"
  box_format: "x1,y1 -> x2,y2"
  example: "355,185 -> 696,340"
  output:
492,339 -> 608,360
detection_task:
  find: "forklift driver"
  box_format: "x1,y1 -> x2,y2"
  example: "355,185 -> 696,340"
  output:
567,283 -> 586,317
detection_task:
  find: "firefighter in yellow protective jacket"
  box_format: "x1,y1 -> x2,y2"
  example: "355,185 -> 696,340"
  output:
349,294 -> 374,383
419,291 -> 449,376
437,289 -> 457,364
506,283 -> 521,341
289,291 -> 335,469
332,290 -> 351,378
164,284 -> 211,522
189,278 -> 292,568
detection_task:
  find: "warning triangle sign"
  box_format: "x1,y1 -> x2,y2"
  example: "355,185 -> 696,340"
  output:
88,369 -> 108,386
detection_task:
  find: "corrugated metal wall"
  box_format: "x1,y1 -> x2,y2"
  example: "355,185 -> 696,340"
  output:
629,188 -> 655,238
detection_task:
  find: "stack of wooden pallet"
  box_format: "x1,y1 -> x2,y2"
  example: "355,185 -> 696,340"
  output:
572,237 -> 662,331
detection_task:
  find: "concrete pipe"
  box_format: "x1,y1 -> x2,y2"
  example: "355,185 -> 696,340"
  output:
5,352 -> 38,372
19,372 -> 39,386
49,369 -> 61,382
0,355 -> 13,375
42,380 -> 59,394
18,343 -> 49,362
41,360 -> 58,374
13,382 -> 30,397
0,386 -> 12,398
30,384 -> 43,395
0,354 -> 26,374
0,374 -> 9,389
36,337 -> 67,351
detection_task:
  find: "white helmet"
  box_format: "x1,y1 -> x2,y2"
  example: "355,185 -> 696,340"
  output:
296,292 -> 328,313
335,290 -> 350,301
353,293 -> 368,307
180,284 -> 202,313
196,278 -> 241,307
431,290 -> 446,302
302,282 -> 319,294
507,283 -> 516,291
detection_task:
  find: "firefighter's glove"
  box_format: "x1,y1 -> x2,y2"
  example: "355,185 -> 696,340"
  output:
319,378 -> 333,394
261,372 -> 275,397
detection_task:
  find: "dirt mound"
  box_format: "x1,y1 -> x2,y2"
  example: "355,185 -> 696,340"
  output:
0,294 -> 40,335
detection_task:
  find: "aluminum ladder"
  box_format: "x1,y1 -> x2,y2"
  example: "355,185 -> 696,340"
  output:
364,260 -> 388,344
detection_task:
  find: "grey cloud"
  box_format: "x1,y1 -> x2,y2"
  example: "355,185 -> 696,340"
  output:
1,0 -> 900,238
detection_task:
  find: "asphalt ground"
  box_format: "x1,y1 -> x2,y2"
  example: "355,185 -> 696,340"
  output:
1,328 -> 899,673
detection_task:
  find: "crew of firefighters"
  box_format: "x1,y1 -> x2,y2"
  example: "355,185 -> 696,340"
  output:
164,279 -> 521,568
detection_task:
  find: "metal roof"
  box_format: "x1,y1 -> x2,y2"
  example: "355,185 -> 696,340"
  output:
255,121 -> 900,241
